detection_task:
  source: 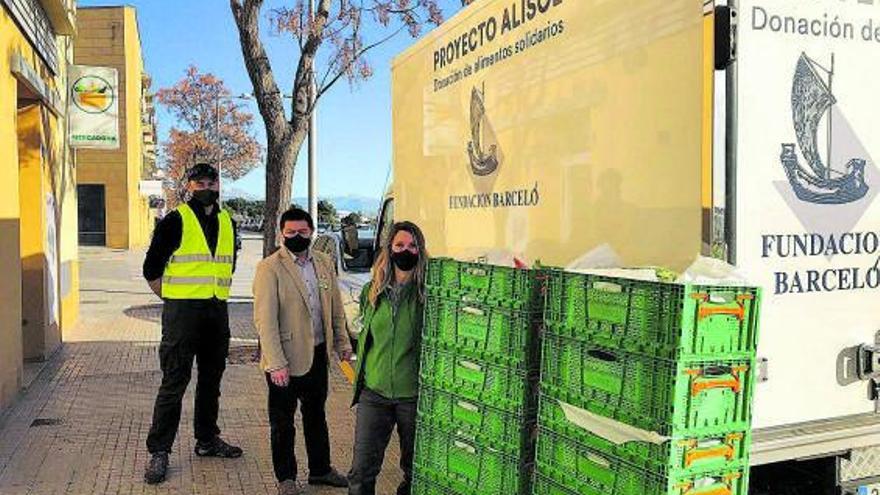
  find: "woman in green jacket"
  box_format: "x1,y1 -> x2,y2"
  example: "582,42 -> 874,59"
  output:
348,221 -> 427,495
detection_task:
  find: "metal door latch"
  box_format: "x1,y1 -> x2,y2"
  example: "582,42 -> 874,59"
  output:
715,5 -> 738,70
756,357 -> 769,383
857,344 -> 880,381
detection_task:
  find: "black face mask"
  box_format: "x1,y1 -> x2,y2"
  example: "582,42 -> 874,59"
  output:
391,250 -> 419,272
192,189 -> 218,206
284,234 -> 312,254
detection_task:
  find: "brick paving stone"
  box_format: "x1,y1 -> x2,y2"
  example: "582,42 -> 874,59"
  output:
0,239 -> 404,495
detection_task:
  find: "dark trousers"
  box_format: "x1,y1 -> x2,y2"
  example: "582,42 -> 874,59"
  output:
348,389 -> 417,495
266,343 -> 331,483
146,299 -> 230,454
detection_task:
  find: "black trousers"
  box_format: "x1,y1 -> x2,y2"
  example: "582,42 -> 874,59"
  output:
266,343 -> 332,482
146,299 -> 230,454
348,389 -> 417,495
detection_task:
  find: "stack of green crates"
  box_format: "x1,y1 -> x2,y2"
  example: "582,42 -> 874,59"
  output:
413,258 -> 543,495
535,269 -> 762,495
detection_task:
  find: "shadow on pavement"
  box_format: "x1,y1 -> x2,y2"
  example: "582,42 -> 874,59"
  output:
123,302 -> 255,322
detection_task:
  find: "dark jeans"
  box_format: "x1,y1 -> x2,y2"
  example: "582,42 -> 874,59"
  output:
146,299 -> 230,454
348,389 -> 417,495
266,343 -> 331,483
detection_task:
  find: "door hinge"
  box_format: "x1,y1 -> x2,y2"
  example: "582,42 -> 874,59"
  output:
715,5 -> 737,70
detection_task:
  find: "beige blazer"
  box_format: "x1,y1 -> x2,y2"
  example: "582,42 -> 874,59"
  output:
252,247 -> 352,376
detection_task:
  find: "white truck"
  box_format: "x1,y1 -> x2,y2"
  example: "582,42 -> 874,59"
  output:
324,1 -> 880,492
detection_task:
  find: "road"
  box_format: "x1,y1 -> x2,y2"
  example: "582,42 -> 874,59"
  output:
0,236 -> 403,494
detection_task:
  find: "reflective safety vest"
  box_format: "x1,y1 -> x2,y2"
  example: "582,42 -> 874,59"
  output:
161,203 -> 234,300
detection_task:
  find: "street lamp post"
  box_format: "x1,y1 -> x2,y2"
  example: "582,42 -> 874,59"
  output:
308,0 -> 318,225
309,0 -> 318,222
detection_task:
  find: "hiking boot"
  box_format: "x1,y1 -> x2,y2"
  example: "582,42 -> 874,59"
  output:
144,452 -> 169,485
277,479 -> 303,495
194,437 -> 243,458
308,467 -> 348,487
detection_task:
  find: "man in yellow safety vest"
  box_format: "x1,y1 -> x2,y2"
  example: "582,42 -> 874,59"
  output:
142,163 -> 242,485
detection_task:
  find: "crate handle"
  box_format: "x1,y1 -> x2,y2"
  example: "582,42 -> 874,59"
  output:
687,366 -> 748,397
691,377 -> 741,396
684,443 -> 735,467
692,293 -> 754,322
461,306 -> 485,317
456,400 -> 479,412
682,486 -> 731,495
585,452 -> 611,468
586,349 -> 619,362
465,267 -> 489,277
678,473 -> 741,495
591,281 -> 623,293
680,432 -> 744,450
458,360 -> 483,372
453,440 -> 477,454
703,365 -> 733,377
461,294 -> 479,304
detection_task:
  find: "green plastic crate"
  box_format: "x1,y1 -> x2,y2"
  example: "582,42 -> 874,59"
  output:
532,473 -> 582,495
413,423 -> 531,495
424,288 -> 541,368
538,394 -> 750,475
412,474 -> 452,495
535,429 -> 749,495
420,340 -> 538,412
413,474 -> 476,495
418,385 -> 536,457
545,270 -> 761,360
427,258 -> 542,303
532,473 -> 581,495
540,333 -> 755,436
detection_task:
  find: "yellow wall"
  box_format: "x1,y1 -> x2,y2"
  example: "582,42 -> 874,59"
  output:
392,0 -> 706,271
18,102 -> 49,362
74,6 -> 152,249
57,36 -> 79,338
123,7 -> 151,247
0,5 -> 78,410
0,6 -> 25,407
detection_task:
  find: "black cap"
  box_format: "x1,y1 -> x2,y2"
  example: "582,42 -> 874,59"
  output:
186,163 -> 219,182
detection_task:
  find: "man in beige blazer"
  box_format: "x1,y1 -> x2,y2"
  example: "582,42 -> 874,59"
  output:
253,208 -> 353,495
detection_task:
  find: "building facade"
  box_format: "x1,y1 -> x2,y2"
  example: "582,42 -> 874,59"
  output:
0,0 -> 79,411
74,6 -> 155,249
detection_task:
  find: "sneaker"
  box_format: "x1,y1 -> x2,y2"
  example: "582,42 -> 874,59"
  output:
144,452 -> 169,485
308,467 -> 349,487
194,437 -> 243,458
277,479 -> 303,495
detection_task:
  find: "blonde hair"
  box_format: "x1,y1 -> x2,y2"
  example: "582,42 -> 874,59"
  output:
368,221 -> 428,307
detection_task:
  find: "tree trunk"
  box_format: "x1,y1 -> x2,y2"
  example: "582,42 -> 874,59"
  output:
262,129 -> 307,257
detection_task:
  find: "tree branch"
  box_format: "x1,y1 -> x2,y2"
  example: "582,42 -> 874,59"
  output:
289,0 -> 332,128
317,24 -> 404,100
231,0 -> 289,142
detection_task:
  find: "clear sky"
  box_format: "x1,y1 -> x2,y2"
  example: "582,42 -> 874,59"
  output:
77,0 -> 462,201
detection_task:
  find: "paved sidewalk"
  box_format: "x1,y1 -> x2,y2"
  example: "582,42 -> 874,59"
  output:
0,239 -> 403,494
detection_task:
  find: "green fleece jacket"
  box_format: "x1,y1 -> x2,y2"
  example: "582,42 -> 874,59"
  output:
352,281 -> 423,405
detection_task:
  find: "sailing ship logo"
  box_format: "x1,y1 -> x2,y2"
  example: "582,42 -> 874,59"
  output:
467,85 -> 500,176
780,53 -> 868,205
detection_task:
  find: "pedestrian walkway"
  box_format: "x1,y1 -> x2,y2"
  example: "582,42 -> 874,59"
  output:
0,238 -> 402,494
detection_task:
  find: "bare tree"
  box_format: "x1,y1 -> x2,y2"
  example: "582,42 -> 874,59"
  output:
230,0 -> 444,256
157,66 -> 263,207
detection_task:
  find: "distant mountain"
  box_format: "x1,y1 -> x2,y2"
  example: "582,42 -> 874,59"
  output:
294,196 -> 381,214
224,186 -> 259,200
224,190 -> 381,215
